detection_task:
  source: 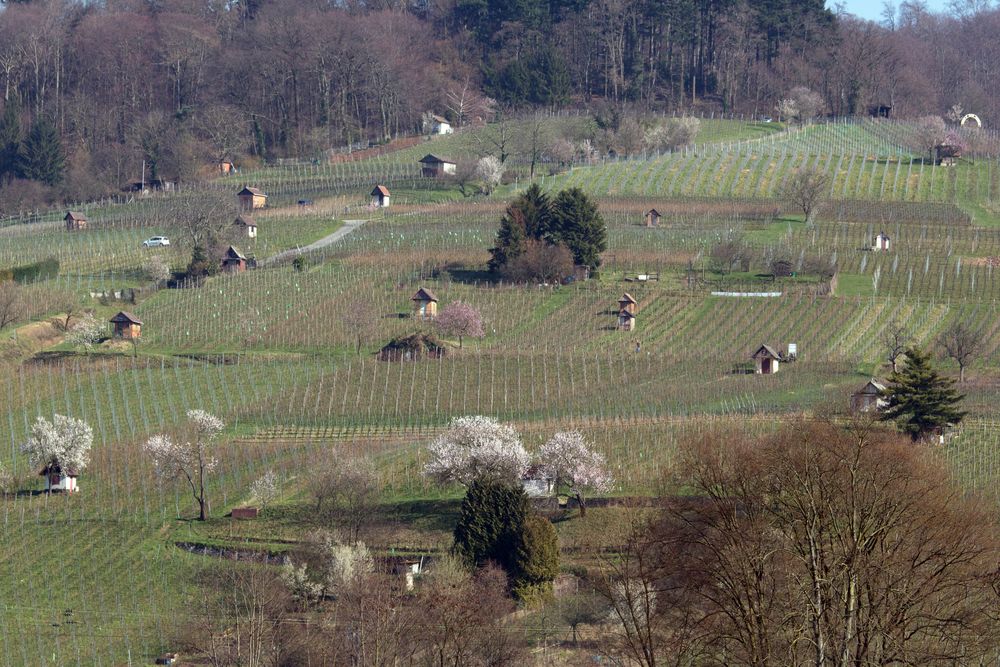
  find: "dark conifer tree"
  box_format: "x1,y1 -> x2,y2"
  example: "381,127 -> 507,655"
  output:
0,103 -> 20,182
879,346 -> 966,441
18,117 -> 65,186
548,187 -> 606,271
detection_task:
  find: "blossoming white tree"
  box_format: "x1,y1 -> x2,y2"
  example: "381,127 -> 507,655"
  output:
66,313 -> 104,355
475,155 -> 505,194
424,415 -> 530,485
144,409 -> 224,520
538,431 -> 613,516
250,470 -> 280,510
21,414 -> 93,485
435,301 -> 485,348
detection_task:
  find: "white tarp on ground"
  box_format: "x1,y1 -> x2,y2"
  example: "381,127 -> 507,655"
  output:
711,291 -> 783,297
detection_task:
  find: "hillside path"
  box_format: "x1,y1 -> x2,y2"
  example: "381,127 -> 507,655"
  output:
263,219 -> 367,265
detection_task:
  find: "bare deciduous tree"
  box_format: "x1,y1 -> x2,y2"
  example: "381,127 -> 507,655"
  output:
310,457 -> 382,542
938,320 -> 980,382
0,280 -> 23,329
781,167 -> 830,222
881,321 -> 910,372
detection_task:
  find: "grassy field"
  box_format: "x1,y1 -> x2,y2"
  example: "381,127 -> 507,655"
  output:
3,113 -> 1000,664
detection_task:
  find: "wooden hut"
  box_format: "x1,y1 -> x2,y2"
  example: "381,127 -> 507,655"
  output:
418,154 -> 457,177
109,311 -> 142,339
39,462 -> 78,493
221,246 -> 248,273
752,344 -> 781,374
851,379 -> 887,413
617,309 -> 636,331
371,185 -> 391,208
411,287 -> 438,319
219,160 -> 234,174
233,215 -> 258,239
644,209 -> 661,227
237,186 -> 267,209
618,293 -> 638,315
873,231 -> 890,252
65,211 -> 88,231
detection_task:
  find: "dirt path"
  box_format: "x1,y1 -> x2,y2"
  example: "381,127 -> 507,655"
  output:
263,218 -> 367,265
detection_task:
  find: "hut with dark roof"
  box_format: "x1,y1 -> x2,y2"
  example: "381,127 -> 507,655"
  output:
411,287 -> 438,319
752,344 -> 781,374
110,311 -> 143,339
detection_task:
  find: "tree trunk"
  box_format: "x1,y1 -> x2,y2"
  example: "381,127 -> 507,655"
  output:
576,492 -> 587,517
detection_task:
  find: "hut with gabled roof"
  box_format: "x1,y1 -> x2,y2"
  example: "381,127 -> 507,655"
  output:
411,287 -> 438,319
237,186 -> 267,209
65,211 -> 88,231
752,344 -> 781,374
233,215 -> 257,239
39,462 -> 78,493
221,246 -> 248,273
418,154 -> 457,177
644,209 -> 661,227
110,311 -> 142,339
618,293 -> 638,315
371,185 -> 391,208
851,379 -> 887,413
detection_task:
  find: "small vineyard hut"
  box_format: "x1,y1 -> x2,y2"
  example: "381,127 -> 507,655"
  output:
233,215 -> 257,238
221,246 -> 248,273
644,209 -> 661,227
430,115 -> 454,135
419,154 -> 457,177
371,185 -> 391,208
617,309 -> 636,331
618,293 -> 638,315
752,344 -> 781,374
110,311 -> 142,339
851,379 -> 887,413
237,186 -> 267,209
873,232 -> 890,252
65,211 -> 88,231
219,160 -> 234,174
412,287 -> 438,319
39,463 -> 78,493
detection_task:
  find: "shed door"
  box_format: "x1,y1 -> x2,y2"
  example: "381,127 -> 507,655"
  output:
762,358 -> 772,374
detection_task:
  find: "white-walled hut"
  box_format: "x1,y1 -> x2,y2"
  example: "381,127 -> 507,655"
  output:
522,465 -> 556,498
617,309 -> 636,331
873,231 -> 890,252
65,211 -> 88,231
411,287 -> 438,319
371,185 -> 391,208
39,462 -> 78,493
419,154 -> 457,177
644,209 -> 661,227
430,115 -> 454,135
618,293 -> 638,315
752,344 -> 781,374
233,215 -> 258,238
851,379 -> 887,413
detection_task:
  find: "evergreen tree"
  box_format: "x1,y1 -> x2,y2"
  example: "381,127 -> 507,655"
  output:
511,513 -> 560,601
18,117 -> 65,186
488,205 -> 528,273
878,346 -> 966,441
0,103 -> 21,182
548,187 -> 606,271
518,183 -> 552,239
453,476 -> 529,572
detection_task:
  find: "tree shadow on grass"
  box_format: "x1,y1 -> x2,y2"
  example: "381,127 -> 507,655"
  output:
444,266 -> 495,286
378,498 -> 463,533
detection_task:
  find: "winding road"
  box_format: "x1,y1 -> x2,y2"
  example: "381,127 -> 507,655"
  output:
263,218 -> 367,265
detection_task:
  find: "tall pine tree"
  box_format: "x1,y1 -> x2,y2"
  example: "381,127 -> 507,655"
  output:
549,187 -> 606,271
0,103 -> 21,182
18,117 -> 65,186
878,346 -> 966,441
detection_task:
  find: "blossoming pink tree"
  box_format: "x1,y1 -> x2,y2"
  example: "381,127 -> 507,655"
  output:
144,409 -> 224,521
538,431 -> 613,517
435,301 -> 485,348
424,415 -> 530,485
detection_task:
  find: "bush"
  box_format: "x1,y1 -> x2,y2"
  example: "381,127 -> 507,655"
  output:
499,240 -> 574,283
511,514 -> 560,603
377,332 -> 446,361
292,255 -> 309,272
11,257 -> 59,284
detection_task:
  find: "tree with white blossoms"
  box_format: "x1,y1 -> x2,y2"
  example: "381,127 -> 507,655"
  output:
249,469 -> 280,510
424,415 -> 530,486
144,409 -> 224,521
280,530 -> 374,605
21,414 -> 93,484
66,312 -> 104,355
475,155 -> 505,195
537,431 -> 612,517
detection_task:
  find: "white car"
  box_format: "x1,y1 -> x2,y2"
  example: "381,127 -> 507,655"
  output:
143,236 -> 170,248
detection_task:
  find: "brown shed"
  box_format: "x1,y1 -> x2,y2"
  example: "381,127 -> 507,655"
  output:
371,185 -> 391,208
618,293 -> 638,315
233,215 -> 258,239
237,186 -> 267,209
644,209 -> 661,227
418,154 -> 457,177
411,287 -> 438,319
851,379 -> 887,413
617,309 -> 636,331
221,246 -> 248,273
219,160 -> 235,174
65,211 -> 88,231
110,311 -> 142,339
752,344 -> 781,374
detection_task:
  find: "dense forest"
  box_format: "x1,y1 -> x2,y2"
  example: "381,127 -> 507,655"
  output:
0,0 -> 998,205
